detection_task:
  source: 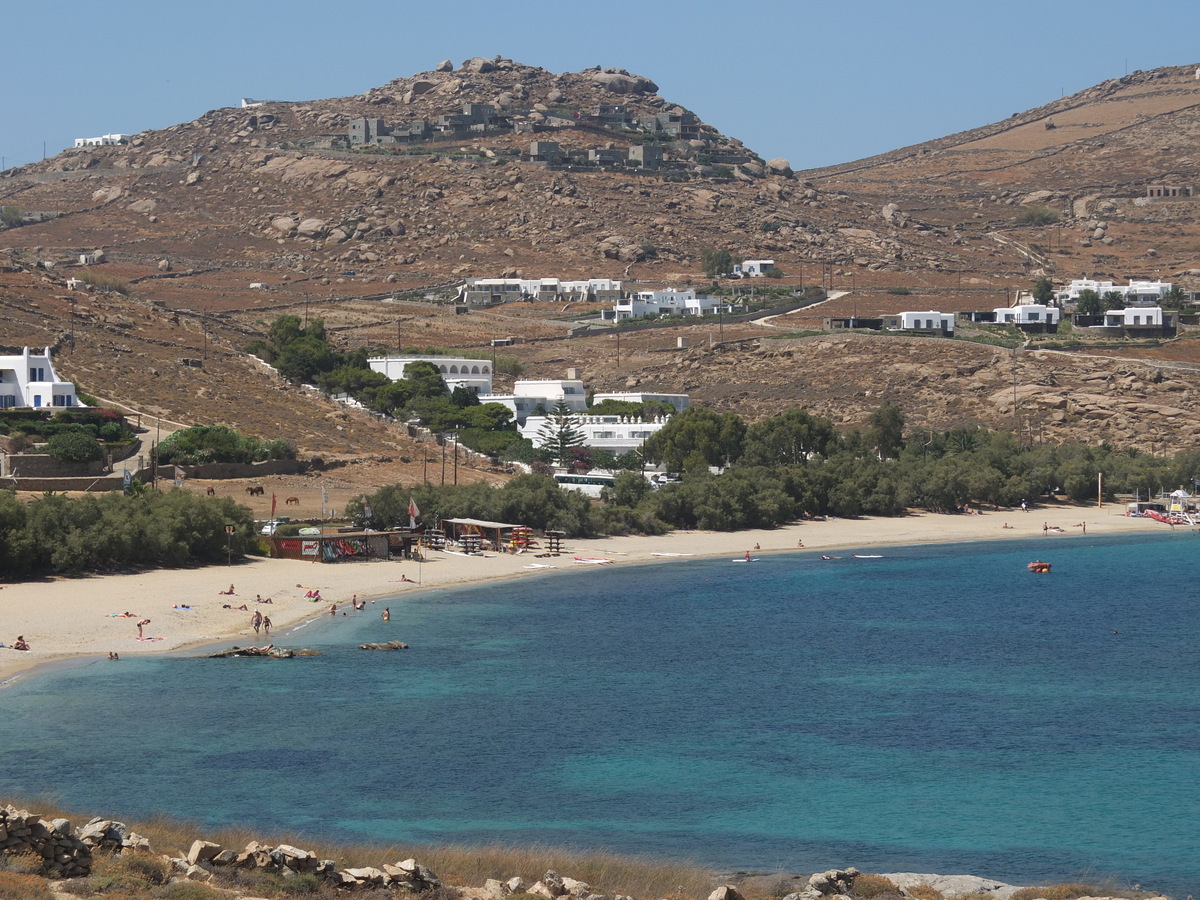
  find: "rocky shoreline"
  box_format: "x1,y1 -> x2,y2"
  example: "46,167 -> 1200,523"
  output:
0,805 -> 1170,900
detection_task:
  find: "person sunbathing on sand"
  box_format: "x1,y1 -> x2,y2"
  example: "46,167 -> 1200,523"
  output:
218,585 -> 236,595
13,636 -> 30,651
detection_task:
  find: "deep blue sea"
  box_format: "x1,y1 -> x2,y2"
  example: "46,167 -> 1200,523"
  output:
2,534 -> 1198,896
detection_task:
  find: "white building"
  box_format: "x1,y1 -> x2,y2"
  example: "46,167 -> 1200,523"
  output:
73,134 -> 129,148
462,276 -> 623,305
520,414 -> 668,455
895,311 -> 955,334
609,289 -> 726,321
0,347 -> 81,409
479,379 -> 587,423
733,259 -> 776,277
592,391 -> 691,413
993,304 -> 1061,327
368,356 -> 493,395
1104,306 -> 1164,327
1058,278 -> 1172,305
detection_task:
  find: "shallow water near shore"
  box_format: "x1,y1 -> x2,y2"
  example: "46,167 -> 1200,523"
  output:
2,534 -> 1198,895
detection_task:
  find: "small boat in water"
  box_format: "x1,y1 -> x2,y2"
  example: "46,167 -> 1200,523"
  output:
1027,560 -> 1052,573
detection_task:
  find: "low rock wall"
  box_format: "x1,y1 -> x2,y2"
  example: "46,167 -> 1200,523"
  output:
0,807 -> 91,878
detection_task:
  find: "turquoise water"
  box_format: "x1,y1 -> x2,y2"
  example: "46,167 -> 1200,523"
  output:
1,534 -> 1197,895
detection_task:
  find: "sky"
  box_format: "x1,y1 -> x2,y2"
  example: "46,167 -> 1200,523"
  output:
4,0 -> 1198,173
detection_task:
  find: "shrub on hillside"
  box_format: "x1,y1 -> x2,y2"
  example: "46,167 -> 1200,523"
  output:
1015,204 -> 1060,226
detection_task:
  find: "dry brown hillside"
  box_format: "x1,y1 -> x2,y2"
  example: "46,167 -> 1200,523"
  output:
2,58 -> 1200,467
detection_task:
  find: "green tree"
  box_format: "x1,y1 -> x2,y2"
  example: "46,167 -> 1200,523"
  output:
1101,290 -> 1126,311
536,400 -> 585,468
741,409 -> 838,466
1161,285 -> 1187,309
605,470 -> 652,507
45,431 -> 103,464
642,407 -> 746,471
701,249 -> 737,278
1075,289 -> 1102,316
1032,277 -> 1055,304
867,402 -> 905,460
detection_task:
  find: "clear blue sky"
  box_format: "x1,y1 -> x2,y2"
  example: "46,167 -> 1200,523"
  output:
3,0 -> 1196,173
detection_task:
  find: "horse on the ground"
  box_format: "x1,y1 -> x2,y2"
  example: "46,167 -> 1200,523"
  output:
245,485 -> 265,496
285,496 -> 300,505
205,486 -> 216,496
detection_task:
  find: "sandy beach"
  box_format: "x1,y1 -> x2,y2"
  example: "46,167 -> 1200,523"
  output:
0,503 -> 1166,684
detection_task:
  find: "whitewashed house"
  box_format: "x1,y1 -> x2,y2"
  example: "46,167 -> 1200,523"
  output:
1058,278 -> 1172,305
0,347 -> 81,409
609,289 -> 725,321
733,259 -> 776,277
893,311 -> 955,335
592,391 -> 691,413
478,379 -> 587,423
520,414 -> 668,455
368,356 -> 493,395
993,304 -> 1061,331
1104,306 -> 1164,327
73,134 -> 129,148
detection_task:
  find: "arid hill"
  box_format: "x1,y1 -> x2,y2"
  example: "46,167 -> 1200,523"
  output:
2,58 -> 1200,466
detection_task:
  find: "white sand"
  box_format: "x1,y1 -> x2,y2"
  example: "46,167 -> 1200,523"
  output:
0,504 -> 1162,684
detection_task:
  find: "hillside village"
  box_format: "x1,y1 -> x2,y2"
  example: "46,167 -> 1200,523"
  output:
2,58 -> 1200,493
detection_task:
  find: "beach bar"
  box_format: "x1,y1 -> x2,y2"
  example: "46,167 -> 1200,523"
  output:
441,517 -> 534,553
266,530 -> 416,563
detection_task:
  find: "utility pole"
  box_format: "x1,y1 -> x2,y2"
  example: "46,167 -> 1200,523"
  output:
440,437 -> 446,485
453,432 -> 459,485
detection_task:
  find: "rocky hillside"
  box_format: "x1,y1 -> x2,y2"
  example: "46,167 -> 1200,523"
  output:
2,59 -> 1200,458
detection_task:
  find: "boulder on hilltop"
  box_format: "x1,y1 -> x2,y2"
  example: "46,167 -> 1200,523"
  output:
590,71 -> 659,94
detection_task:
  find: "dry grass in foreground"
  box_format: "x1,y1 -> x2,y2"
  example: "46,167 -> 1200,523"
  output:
0,797 -> 1170,900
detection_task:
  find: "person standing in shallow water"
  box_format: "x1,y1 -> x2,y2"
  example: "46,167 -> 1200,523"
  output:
381,607 -> 390,621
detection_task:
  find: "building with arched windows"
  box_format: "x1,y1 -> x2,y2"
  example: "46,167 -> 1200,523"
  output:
367,356 -> 493,395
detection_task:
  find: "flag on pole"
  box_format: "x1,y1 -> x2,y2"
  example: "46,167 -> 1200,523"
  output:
408,497 -> 420,529
122,469 -> 132,495
270,493 -> 277,518
362,498 -> 373,520
321,485 -> 328,517
174,466 -> 185,488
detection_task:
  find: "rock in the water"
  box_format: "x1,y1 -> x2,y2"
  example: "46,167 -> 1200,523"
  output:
359,641 -> 409,651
